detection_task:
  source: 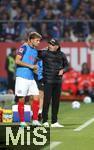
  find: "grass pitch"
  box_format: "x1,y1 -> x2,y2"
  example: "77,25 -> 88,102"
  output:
50,102 -> 94,150
0,101 -> 94,150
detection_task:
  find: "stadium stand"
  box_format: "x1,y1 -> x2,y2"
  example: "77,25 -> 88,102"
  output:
0,0 -> 94,41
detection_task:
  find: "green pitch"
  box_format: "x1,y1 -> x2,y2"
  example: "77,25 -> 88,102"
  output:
0,101 -> 94,150
50,102 -> 94,150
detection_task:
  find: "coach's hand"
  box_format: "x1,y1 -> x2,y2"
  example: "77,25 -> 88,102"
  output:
58,69 -> 64,76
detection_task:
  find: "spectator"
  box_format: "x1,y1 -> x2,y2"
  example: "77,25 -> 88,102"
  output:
90,71 -> 94,102
5,47 -> 16,92
77,62 -> 92,96
0,0 -> 94,41
2,22 -> 17,41
61,67 -> 79,95
20,22 -> 36,40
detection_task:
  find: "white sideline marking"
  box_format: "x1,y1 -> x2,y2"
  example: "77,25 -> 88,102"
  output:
74,118 -> 94,131
50,142 -> 62,150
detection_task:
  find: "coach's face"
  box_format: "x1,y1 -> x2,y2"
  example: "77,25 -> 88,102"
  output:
29,38 -> 41,48
48,43 -> 59,51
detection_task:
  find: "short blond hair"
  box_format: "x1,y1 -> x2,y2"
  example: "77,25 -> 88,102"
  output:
28,32 -> 42,40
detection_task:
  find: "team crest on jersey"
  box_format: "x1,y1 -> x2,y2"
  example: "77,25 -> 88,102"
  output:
18,47 -> 24,53
29,56 -> 35,62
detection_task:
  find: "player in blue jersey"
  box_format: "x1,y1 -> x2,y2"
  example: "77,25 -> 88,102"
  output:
34,59 -> 44,121
15,32 -> 42,127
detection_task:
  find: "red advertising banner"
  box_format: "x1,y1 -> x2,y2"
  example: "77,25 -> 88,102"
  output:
0,42 -> 94,78
60,42 -> 94,72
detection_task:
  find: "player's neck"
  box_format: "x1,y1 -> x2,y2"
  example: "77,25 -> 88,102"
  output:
27,41 -> 35,48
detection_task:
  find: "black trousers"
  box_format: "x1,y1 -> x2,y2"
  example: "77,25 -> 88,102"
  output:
42,82 -> 61,124
7,72 -> 15,91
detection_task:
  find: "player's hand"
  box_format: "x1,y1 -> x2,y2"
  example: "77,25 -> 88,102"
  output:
58,69 -> 64,76
32,64 -> 38,70
29,64 -> 37,70
33,65 -> 38,74
33,66 -> 38,74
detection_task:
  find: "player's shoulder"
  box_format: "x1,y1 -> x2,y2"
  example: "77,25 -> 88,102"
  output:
20,43 -> 28,49
17,43 -> 27,54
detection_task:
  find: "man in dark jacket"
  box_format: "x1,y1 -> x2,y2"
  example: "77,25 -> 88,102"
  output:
39,39 -> 69,127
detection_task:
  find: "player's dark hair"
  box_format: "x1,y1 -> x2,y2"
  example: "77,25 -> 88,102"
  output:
28,32 -> 42,40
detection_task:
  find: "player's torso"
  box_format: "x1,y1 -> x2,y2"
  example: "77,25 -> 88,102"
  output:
22,45 -> 38,64
16,45 -> 38,80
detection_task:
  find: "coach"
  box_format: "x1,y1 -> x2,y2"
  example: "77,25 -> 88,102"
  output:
39,39 -> 69,127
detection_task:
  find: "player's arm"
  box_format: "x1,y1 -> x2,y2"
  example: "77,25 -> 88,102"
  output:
15,55 -> 37,69
15,46 -> 37,70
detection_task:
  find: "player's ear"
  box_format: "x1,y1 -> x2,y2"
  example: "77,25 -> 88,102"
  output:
28,38 -> 32,43
57,45 -> 60,51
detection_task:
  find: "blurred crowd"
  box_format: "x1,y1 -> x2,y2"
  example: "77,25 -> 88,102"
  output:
62,63 -> 94,101
0,48 -> 16,95
0,0 -> 94,41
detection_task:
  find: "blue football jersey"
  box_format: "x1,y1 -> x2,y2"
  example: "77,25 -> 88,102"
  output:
37,60 -> 43,80
16,43 -> 38,80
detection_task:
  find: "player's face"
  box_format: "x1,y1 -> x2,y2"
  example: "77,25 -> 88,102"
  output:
30,38 -> 41,47
48,43 -> 59,51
